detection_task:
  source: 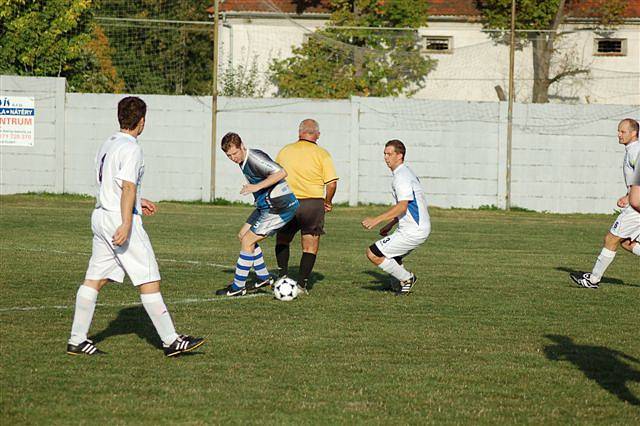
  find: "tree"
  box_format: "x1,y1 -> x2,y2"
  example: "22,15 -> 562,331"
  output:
477,0 -> 626,103
270,0 -> 436,98
96,0 -> 214,95
219,56 -> 269,98
0,0 -> 123,92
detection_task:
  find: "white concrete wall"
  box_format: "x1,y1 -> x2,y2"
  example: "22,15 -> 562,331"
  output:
65,94 -> 212,202
2,76 -> 639,213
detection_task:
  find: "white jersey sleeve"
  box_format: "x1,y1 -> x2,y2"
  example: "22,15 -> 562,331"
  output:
623,142 -> 640,187
393,172 -> 414,202
115,143 -> 143,185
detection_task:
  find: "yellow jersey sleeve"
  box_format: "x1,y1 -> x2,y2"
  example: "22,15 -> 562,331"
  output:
320,149 -> 338,184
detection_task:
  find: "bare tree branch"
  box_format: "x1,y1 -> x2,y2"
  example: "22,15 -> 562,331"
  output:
549,68 -> 589,85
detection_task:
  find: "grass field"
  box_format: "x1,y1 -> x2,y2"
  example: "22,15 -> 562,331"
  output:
1,194 -> 639,424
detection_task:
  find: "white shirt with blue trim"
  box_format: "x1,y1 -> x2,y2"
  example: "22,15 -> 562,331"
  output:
391,163 -> 430,237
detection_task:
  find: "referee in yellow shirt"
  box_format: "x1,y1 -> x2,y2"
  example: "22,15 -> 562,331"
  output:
275,119 -> 339,291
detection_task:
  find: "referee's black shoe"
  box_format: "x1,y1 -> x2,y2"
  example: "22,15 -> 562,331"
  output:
396,274 -> 416,296
67,339 -> 106,356
163,335 -> 206,357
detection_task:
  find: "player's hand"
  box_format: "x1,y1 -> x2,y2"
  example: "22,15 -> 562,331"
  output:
112,223 -> 132,246
361,217 -> 378,230
241,184 -> 259,195
141,198 -> 157,216
617,195 -> 629,208
324,201 -> 333,212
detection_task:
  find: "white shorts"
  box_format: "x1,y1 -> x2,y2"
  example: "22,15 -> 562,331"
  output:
374,228 -> 429,259
609,206 -> 640,241
85,209 -> 161,286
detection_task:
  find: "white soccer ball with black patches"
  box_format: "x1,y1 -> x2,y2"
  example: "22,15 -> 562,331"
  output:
273,276 -> 299,301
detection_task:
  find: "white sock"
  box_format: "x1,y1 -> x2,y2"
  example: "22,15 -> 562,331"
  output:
69,285 -> 98,345
141,292 -> 179,346
632,243 -> 640,256
253,244 -> 270,280
379,258 -> 412,282
590,248 -> 616,283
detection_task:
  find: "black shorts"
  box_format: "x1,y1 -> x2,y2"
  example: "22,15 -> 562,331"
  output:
277,198 -> 325,236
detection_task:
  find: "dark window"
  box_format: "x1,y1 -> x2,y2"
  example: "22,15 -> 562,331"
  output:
594,39 -> 626,56
422,36 -> 453,54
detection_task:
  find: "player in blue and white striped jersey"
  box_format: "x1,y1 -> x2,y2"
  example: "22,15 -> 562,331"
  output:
362,140 -> 431,295
216,132 -> 299,297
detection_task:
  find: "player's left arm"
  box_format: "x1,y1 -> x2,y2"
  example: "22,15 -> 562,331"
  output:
241,169 -> 287,194
362,201 -> 408,230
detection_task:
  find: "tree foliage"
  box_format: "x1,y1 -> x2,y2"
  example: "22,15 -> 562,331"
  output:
96,0 -> 213,95
270,0 -> 436,99
0,0 -> 123,92
477,0 -> 626,103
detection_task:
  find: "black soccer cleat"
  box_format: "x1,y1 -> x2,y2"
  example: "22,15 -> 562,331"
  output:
215,284 -> 247,297
163,335 -> 206,357
569,272 -> 599,289
251,275 -> 275,291
67,339 -> 106,356
396,274 -> 417,296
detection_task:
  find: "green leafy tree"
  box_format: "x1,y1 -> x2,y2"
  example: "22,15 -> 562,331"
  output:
0,0 -> 123,92
96,0 -> 214,95
219,56 -> 269,98
477,0 -> 626,103
270,0 -> 436,98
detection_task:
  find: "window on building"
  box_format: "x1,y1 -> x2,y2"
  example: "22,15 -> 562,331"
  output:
422,36 -> 453,54
594,38 -> 627,56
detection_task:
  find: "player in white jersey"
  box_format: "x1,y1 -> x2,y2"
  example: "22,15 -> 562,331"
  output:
362,140 -> 431,295
67,97 -> 205,356
571,118 -> 640,289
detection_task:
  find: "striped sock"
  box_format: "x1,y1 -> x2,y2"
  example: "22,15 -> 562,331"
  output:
233,251 -> 254,288
253,244 -> 270,280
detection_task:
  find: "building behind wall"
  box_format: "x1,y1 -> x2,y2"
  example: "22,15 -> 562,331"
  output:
209,0 -> 640,104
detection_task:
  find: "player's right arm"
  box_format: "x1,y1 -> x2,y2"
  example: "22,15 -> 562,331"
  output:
113,180 -> 136,246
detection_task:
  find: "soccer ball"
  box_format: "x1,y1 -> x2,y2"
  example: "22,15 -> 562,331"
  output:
273,276 -> 299,301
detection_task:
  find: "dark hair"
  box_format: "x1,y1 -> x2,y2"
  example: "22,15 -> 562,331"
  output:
385,139 -> 406,160
621,118 -> 639,137
117,97 -> 146,130
221,132 -> 243,152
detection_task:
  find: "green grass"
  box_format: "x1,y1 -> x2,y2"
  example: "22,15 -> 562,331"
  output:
1,194 -> 639,424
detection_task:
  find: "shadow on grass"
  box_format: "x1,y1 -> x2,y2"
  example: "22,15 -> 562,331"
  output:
283,268 -> 324,291
91,306 -> 161,349
555,266 -> 635,287
544,334 -> 640,406
361,270 -> 396,292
